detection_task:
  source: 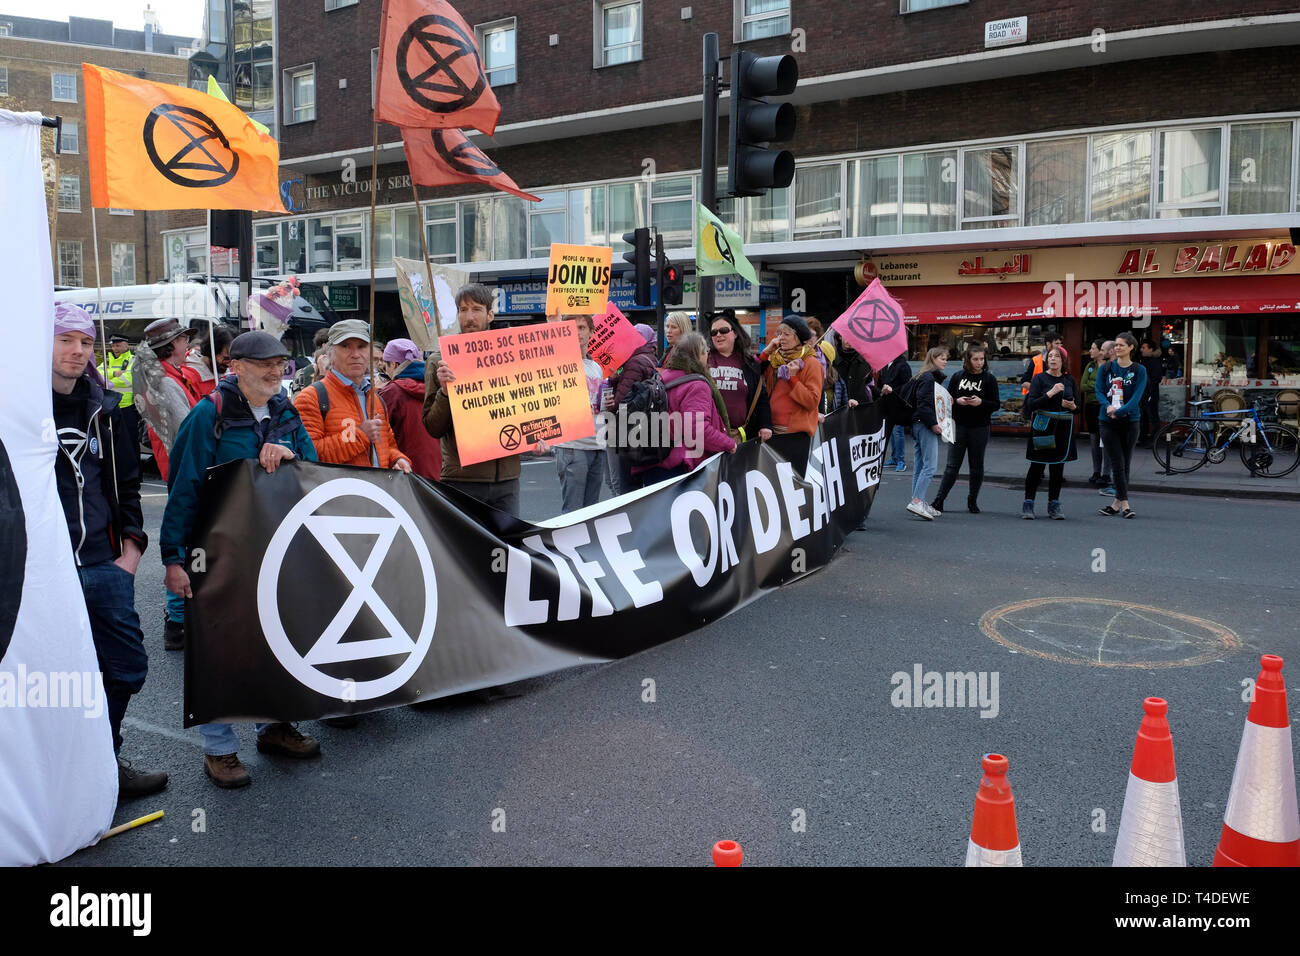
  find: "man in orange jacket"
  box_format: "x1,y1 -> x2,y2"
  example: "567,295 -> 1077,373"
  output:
1020,332 -> 1069,395
294,319 -> 412,473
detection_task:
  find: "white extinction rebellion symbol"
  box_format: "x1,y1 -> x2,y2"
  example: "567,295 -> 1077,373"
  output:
257,478 -> 437,700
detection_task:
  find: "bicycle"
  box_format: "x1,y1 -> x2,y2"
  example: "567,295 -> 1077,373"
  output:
1151,398 -> 1300,477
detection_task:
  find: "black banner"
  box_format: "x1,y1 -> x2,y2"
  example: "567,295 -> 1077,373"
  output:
183,405 -> 887,726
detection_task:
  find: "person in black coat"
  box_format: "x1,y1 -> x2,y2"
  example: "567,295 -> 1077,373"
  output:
833,338 -> 873,407
932,344 -> 1001,514
1138,339 -> 1164,445
875,352 -> 912,469
1021,346 -> 1079,520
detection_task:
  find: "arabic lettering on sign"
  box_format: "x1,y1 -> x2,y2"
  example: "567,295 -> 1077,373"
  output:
957,254 -> 1031,279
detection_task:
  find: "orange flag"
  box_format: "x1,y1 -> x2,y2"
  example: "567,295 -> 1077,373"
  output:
83,63 -> 287,212
402,127 -> 539,202
376,0 -> 501,136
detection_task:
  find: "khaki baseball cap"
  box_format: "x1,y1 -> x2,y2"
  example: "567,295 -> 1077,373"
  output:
327,319 -> 371,346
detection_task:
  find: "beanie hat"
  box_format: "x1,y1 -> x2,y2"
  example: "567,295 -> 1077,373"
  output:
780,314 -> 813,344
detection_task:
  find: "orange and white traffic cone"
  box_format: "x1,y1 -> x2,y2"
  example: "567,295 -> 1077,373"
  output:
1113,697 -> 1186,866
712,840 -> 743,866
965,753 -> 1022,866
1213,654 -> 1300,867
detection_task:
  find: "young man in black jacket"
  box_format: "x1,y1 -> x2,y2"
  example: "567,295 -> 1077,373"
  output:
875,352 -> 913,471
931,345 -> 1001,513
51,304 -> 168,799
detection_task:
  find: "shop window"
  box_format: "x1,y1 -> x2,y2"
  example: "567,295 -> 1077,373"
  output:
850,155 -> 900,237
1191,318 -> 1258,386
793,164 -> 844,240
597,1 -> 642,68
111,243 -> 136,287
745,185 -> 790,244
495,196 -> 528,260
568,185 -> 607,246
1025,138 -> 1087,226
901,151 -> 956,234
608,181 -> 647,259
424,202 -> 458,262
1267,318 -> 1300,386
477,18 -> 516,87
651,176 -> 694,248
58,240 -> 82,287
736,0 -> 790,41
528,191 -> 566,257
962,146 -> 1019,229
1157,127 -> 1222,217
1091,131 -> 1151,222
1228,122 -> 1293,216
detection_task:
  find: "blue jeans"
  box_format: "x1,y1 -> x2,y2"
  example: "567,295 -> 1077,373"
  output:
78,561 -> 148,754
555,446 -> 605,512
888,425 -> 908,465
200,721 -> 274,757
165,587 -> 184,624
911,422 -> 939,501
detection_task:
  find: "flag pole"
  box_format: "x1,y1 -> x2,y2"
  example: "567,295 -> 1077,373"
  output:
409,176 -> 441,347
204,209 -> 217,384
366,119 -> 378,420
89,204 -> 119,501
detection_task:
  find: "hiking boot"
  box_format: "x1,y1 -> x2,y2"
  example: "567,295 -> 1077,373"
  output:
163,618 -> 184,651
256,722 -> 321,758
1048,500 -> 1064,520
117,757 -> 168,798
204,753 -> 251,789
1021,500 -> 1035,519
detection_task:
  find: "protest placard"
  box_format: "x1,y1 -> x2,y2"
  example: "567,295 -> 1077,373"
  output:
545,243 -> 612,316
934,382 -> 955,444
394,256 -> 464,350
440,321 -> 595,465
586,303 -> 643,376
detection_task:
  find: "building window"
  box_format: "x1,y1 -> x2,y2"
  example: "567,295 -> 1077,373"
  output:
793,164 -> 844,240
423,202 -> 458,262
650,176 -> 694,248
334,213 -> 364,270
476,19 -> 516,87
283,65 -> 315,123
0,23 -> 11,36
736,0 -> 790,41
57,175 -> 80,213
325,0 -> 358,9
308,217 -> 333,272
59,121 -> 78,154
850,155 -> 900,237
111,243 -> 136,286
255,221 -> 281,276
1157,127 -> 1222,217
109,208 -> 134,216
901,150 -> 956,233
460,197 -> 493,262
961,145 -> 1019,229
57,240 -> 82,287
1091,130 -> 1151,222
529,191 -> 567,257
0,67 -> 8,97
371,47 -> 379,108
597,1 -> 641,67
1024,138 -> 1088,226
166,228 -> 209,279
901,0 -> 968,11
1228,122 -> 1294,216
745,186 -> 790,244
51,72 -> 77,103
568,185 -> 608,246
608,182 -> 647,259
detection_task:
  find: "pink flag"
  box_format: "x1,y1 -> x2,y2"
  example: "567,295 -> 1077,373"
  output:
831,278 -> 909,372
586,303 -> 644,377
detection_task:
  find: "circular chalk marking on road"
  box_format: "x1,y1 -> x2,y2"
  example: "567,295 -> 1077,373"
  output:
980,597 -> 1238,668
0,436 -> 27,664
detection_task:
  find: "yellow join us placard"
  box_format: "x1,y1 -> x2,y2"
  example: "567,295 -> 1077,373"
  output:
545,244 -> 613,316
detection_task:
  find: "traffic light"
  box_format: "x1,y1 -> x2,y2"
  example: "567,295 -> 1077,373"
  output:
727,51 -> 798,198
662,262 -> 684,306
622,227 -> 651,306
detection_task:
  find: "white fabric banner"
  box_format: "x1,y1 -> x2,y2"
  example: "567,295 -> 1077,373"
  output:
394,256 -> 464,351
0,109 -> 118,866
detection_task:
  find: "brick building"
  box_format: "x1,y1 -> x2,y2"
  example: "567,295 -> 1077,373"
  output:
157,0 -> 1300,422
0,14 -> 196,288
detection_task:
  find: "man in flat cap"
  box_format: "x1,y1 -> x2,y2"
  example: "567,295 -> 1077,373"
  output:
51,304 -> 168,799
294,319 -> 411,474
161,331 -> 323,789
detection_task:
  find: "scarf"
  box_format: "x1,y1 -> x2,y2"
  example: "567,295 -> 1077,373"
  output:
768,343 -> 815,370
665,351 -> 731,432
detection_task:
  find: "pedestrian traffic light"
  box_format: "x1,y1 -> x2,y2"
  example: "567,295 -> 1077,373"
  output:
662,262 -> 684,306
727,51 -> 798,198
622,227 -> 652,306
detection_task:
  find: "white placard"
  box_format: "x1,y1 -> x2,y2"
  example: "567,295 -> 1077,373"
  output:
934,383 -> 956,444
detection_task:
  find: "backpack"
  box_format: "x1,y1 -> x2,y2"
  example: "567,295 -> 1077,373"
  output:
616,372 -> 710,467
896,374 -> 922,418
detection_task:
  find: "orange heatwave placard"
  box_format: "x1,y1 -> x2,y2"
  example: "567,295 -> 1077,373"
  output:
83,63 -> 287,212
440,322 -> 595,466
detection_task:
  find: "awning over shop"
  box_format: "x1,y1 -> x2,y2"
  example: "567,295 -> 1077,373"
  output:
896,275 -> 1300,323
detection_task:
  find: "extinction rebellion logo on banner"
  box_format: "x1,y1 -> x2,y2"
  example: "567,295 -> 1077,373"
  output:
255,478 -> 438,701
850,426 -> 887,492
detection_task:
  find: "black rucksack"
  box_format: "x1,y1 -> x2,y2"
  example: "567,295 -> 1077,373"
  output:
617,372 -> 710,467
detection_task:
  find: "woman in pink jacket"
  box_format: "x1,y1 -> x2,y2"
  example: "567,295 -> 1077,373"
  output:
634,332 -> 737,488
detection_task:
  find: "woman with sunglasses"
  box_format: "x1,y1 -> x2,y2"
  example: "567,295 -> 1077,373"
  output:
706,311 -> 772,443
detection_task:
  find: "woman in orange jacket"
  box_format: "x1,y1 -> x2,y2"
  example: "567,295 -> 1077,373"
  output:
760,315 -> 825,438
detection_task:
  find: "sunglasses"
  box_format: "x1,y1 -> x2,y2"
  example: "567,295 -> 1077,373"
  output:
710,328 -> 733,337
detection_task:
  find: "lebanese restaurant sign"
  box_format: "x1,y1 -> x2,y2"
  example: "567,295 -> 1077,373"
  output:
861,239 -> 1299,286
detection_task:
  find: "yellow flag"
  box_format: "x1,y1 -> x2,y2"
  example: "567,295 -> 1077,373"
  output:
84,63 -> 286,212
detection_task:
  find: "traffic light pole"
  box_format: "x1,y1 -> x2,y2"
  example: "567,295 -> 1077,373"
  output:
655,230 -> 666,350
699,32 -> 720,317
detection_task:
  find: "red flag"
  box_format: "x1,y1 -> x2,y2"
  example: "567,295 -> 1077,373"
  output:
376,0 -> 501,136
402,127 -> 539,202
830,278 -> 910,372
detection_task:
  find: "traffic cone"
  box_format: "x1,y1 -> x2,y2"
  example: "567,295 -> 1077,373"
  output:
1213,654 -> 1300,866
966,753 -> 1022,866
1113,697 -> 1186,866
712,840 -> 743,867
